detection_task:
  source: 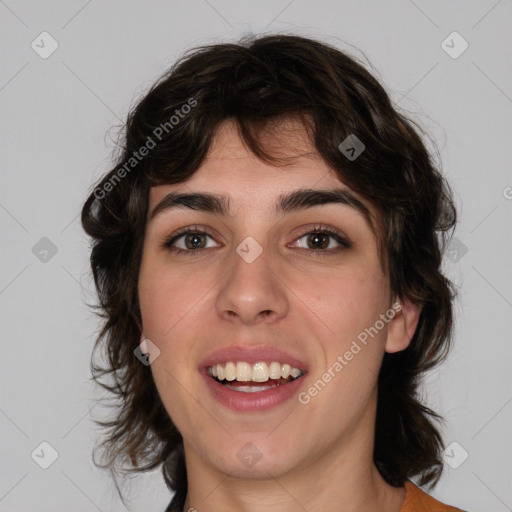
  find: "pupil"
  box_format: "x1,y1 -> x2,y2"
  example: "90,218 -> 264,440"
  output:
309,233 -> 328,249
186,234 -> 205,249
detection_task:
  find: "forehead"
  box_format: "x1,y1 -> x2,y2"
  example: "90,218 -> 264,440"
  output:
206,116 -> 314,161
149,118 -> 366,210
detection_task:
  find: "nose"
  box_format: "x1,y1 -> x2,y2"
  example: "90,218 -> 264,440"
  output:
215,240 -> 289,326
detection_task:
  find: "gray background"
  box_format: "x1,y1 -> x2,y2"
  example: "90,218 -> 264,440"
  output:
1,1 -> 511,511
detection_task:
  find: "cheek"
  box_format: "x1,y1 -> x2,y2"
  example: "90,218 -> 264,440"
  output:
137,255 -> 223,394
298,271 -> 389,427
138,266 -> 211,429
297,265 -> 389,344
138,253 -> 213,339
138,278 -> 185,339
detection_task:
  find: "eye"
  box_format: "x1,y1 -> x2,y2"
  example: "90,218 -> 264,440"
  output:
289,224 -> 351,254
162,223 -> 351,257
162,226 -> 219,255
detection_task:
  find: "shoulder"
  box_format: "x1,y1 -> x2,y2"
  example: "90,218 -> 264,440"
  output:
400,480 -> 468,512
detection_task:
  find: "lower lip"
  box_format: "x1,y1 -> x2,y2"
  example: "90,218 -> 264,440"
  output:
201,370 -> 305,412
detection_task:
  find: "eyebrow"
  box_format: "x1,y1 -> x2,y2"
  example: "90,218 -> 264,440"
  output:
149,188 -> 375,232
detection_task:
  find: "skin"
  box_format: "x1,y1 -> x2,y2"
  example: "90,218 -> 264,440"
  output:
137,118 -> 421,512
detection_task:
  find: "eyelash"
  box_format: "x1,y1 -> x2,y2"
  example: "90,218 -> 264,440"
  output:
162,224 -> 351,257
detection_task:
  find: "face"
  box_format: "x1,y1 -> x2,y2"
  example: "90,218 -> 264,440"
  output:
138,118 -> 413,480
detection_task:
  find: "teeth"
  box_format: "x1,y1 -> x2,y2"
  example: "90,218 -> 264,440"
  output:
225,361 -> 236,381
208,361 -> 304,382
252,362 -> 268,382
224,383 -> 278,393
269,361 -> 281,379
290,367 -> 301,378
236,362 -> 252,381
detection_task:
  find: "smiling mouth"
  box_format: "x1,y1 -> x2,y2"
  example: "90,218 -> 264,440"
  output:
207,361 -> 305,393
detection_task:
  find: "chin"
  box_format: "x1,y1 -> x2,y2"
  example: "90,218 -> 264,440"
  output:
194,433 -> 298,480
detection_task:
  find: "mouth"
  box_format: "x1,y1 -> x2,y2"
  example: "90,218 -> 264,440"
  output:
207,361 -> 306,393
199,347 -> 308,411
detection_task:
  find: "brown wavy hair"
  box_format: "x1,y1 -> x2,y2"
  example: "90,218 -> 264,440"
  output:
81,33 -> 457,511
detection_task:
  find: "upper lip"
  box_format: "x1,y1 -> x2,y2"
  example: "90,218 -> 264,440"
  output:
199,345 -> 308,371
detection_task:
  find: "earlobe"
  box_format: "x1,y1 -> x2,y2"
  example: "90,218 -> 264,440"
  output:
139,333 -> 148,353
385,298 -> 421,354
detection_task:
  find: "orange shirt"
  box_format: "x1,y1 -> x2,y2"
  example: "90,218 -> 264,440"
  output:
401,481 -> 466,511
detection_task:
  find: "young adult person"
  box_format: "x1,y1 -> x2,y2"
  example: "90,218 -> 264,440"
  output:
81,34 -> 466,512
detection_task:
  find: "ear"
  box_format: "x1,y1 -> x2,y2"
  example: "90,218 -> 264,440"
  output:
385,298 -> 421,354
